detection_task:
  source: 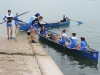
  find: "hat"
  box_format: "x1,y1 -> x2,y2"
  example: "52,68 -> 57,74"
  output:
35,13 -> 40,17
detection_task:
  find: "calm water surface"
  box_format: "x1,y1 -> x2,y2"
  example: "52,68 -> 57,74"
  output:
0,0 -> 100,75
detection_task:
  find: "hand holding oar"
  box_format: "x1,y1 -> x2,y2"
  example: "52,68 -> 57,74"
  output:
66,17 -> 83,25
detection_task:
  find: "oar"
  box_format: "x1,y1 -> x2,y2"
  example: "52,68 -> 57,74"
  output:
0,11 -> 29,24
42,21 -> 48,24
70,20 -> 83,24
0,21 -> 5,24
66,17 -> 83,25
17,11 -> 29,17
13,19 -> 28,24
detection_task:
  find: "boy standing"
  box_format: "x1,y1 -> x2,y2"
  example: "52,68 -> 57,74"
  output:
3,10 -> 13,40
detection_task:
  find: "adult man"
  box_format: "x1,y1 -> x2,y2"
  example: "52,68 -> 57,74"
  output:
3,10 -> 13,40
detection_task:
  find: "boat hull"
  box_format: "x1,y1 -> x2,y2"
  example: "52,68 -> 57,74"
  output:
19,21 -> 70,30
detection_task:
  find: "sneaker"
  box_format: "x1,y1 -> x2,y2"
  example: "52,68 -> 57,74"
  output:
31,40 -> 37,43
8,37 -> 9,40
10,37 -> 15,39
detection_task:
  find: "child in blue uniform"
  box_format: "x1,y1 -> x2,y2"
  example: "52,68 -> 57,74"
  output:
14,13 -> 19,34
66,33 -> 77,48
39,26 -> 48,37
56,29 -> 67,45
76,37 -> 88,51
3,10 -> 13,40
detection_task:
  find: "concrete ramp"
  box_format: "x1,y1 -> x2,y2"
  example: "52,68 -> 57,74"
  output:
0,33 -> 64,75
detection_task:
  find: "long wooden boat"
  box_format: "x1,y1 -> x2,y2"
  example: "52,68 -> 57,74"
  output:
38,31 -> 99,61
19,21 -> 70,30
38,38 -> 98,68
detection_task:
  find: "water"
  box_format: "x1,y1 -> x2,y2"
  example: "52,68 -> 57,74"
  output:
0,0 -> 100,75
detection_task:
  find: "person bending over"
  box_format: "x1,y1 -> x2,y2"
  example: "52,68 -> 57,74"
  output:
30,16 -> 43,43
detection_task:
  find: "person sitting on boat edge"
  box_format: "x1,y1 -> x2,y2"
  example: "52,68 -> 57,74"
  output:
30,16 -> 43,43
56,29 -> 67,45
66,33 -> 77,49
76,37 -> 88,51
39,26 -> 48,37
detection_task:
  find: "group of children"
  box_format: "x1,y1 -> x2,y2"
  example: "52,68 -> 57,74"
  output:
55,29 -> 89,51
3,10 -> 19,40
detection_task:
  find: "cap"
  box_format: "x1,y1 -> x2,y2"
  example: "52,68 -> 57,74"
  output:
35,13 -> 40,17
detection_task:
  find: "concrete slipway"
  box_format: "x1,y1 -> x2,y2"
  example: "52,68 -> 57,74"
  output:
0,33 -> 64,75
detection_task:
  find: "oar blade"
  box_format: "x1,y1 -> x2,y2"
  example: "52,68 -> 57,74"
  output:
77,21 -> 83,24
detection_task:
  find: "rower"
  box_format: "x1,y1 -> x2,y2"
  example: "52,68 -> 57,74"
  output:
61,15 -> 66,22
76,37 -> 88,51
3,10 -> 14,40
56,29 -> 67,45
39,26 -> 48,37
66,33 -> 77,49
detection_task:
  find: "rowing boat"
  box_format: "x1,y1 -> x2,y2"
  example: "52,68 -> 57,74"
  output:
19,21 -> 70,30
38,31 -> 99,61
